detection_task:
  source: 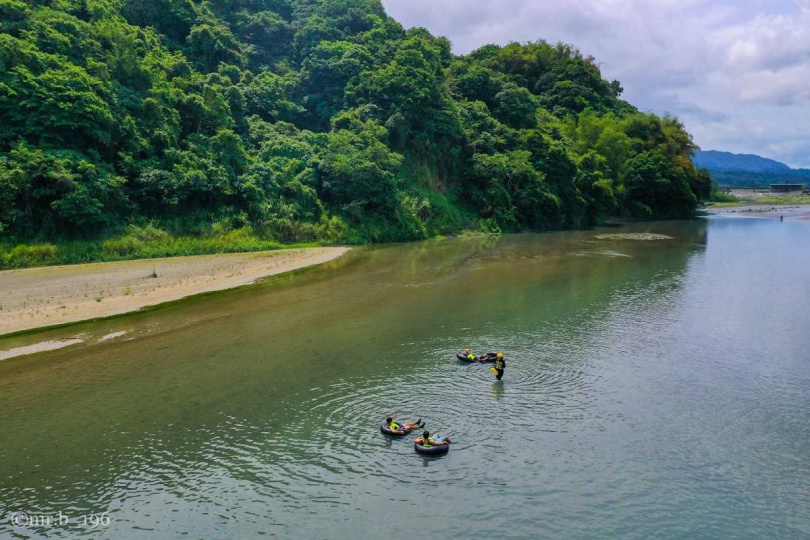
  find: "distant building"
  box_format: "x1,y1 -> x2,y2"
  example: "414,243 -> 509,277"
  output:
770,184 -> 805,193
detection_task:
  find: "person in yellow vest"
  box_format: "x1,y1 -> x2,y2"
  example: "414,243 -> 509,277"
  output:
492,352 -> 506,380
384,413 -> 423,434
463,348 -> 476,361
415,430 -> 451,447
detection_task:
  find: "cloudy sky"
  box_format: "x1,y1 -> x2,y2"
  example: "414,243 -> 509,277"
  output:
381,0 -> 810,168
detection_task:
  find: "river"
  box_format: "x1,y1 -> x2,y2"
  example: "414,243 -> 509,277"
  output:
1,216 -> 808,539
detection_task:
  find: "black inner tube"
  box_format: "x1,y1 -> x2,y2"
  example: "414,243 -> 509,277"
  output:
415,441 -> 449,454
380,422 -> 410,436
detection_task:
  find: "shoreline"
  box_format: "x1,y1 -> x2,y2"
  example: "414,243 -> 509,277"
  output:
0,247 -> 349,339
704,204 -> 810,220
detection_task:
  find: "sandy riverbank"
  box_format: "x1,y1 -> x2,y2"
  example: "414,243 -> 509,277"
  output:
705,204 -> 810,220
0,247 -> 348,337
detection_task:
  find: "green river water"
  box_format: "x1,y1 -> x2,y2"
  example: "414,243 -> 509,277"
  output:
1,216 -> 808,539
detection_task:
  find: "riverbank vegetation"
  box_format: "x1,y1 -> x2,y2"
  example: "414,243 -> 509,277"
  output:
0,0 -> 711,261
0,224 -> 316,269
704,191 -> 740,206
704,192 -> 809,209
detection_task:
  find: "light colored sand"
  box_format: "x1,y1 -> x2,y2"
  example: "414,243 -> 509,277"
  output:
0,247 -> 348,336
0,338 -> 84,361
99,330 -> 128,342
706,204 -> 810,220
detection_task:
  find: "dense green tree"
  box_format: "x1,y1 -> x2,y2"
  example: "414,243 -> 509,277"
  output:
318,110 -> 402,219
448,63 -> 503,106
0,144 -> 126,236
244,71 -> 303,121
493,82 -> 537,129
300,40 -> 373,127
467,151 -> 560,229
623,150 -> 696,219
187,21 -> 245,71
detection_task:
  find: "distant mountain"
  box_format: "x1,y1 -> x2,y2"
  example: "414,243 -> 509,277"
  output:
693,150 -> 791,173
693,150 -> 810,188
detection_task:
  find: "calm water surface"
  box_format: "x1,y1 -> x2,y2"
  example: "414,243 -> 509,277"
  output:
1,217 -> 808,539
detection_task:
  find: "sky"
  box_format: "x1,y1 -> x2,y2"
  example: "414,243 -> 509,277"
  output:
381,0 -> 810,168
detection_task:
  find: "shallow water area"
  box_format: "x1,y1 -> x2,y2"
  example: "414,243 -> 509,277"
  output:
1,218 -> 808,539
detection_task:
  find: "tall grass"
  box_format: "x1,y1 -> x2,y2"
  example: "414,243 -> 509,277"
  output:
709,191 -> 739,203
0,225 -> 320,270
706,193 -> 810,208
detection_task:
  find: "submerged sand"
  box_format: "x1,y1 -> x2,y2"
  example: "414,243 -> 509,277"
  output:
0,247 -> 348,337
593,233 -> 673,241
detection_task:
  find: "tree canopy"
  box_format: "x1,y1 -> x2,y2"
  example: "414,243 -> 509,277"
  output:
0,0 -> 710,243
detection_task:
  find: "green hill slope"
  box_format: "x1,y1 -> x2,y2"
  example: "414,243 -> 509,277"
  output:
0,0 -> 711,246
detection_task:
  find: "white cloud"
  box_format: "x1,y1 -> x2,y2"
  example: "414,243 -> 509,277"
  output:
382,0 -> 810,167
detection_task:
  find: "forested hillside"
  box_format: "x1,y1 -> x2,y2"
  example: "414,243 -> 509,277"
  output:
0,0 -> 711,246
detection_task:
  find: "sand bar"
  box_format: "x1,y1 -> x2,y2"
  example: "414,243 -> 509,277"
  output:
706,204 -> 810,220
0,338 -> 84,361
0,247 -> 348,337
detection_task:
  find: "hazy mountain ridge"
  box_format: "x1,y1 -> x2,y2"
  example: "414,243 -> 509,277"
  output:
693,150 -> 791,172
694,150 -> 810,188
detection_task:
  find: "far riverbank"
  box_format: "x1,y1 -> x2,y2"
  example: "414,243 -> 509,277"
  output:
704,204 -> 810,220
